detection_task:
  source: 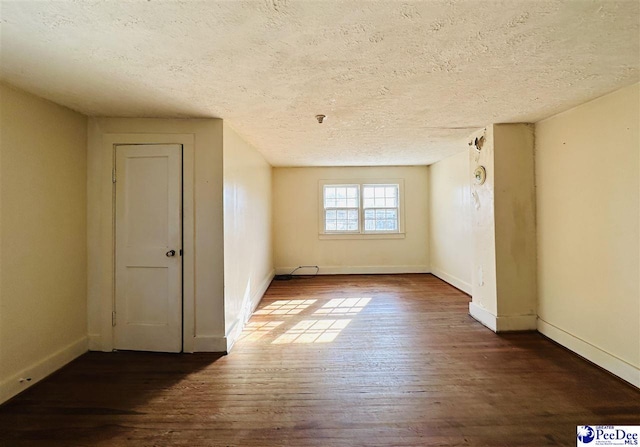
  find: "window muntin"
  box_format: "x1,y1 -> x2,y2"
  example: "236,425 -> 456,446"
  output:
322,182 -> 400,235
323,185 -> 360,233
363,184 -> 399,232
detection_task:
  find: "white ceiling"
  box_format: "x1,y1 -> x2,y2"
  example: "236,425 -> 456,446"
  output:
1,1 -> 638,166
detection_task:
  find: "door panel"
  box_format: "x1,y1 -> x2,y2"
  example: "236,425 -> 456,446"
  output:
114,144 -> 182,353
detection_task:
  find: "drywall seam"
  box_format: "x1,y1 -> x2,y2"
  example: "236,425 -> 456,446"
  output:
538,318 -> 640,388
0,336 -> 87,404
274,265 -> 430,276
430,267 -> 472,295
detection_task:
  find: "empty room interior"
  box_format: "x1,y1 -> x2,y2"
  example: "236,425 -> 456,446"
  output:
0,1 -> 639,446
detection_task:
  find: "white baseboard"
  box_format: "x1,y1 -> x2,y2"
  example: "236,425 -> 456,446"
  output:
193,335 -> 227,353
252,269 -> 275,312
469,302 -> 536,332
275,265 -> 430,276
538,318 -> 640,388
88,333 -> 105,351
497,314 -> 537,331
469,301 -> 497,332
430,267 -> 472,294
226,269 -> 275,352
0,336 -> 88,404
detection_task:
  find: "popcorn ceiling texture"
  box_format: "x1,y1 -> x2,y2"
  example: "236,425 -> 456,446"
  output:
1,0 -> 638,166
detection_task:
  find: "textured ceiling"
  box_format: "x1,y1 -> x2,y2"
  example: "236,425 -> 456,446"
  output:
1,1 -> 638,166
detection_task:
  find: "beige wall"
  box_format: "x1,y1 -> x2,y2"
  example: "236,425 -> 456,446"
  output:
536,83 -> 639,387
87,118 -> 226,352
0,83 -> 87,403
468,124 -> 537,332
428,151 -> 472,293
273,166 -> 429,274
223,123 -> 273,350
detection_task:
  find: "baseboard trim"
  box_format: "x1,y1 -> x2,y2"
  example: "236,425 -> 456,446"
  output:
193,335 -> 227,353
88,333 -> 105,351
469,302 -> 497,332
430,268 -> 472,294
0,336 -> 88,404
226,269 -> 276,352
275,265 -> 430,276
252,269 -> 275,312
496,314 -> 538,331
538,318 -> 640,388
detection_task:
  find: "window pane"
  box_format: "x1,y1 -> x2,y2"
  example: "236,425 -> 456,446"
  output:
374,197 -> 385,207
337,210 -> 347,220
346,198 -> 358,207
337,188 -> 346,199
364,209 -> 374,219
347,221 -> 358,231
348,209 -> 358,219
337,221 -> 347,231
326,210 -> 336,220
375,187 -> 385,197
363,187 -> 374,198
385,198 -> 396,207
326,220 -> 336,231
365,220 -> 375,231
385,187 -> 396,197
325,187 -> 336,199
336,198 -> 347,207
363,198 -> 374,208
346,187 -> 357,198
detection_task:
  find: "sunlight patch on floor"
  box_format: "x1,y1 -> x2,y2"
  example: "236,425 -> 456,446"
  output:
272,319 -> 351,344
238,321 -> 284,341
313,297 -> 371,316
254,299 -> 317,316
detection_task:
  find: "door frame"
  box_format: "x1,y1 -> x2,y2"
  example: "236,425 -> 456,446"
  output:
97,133 -> 195,352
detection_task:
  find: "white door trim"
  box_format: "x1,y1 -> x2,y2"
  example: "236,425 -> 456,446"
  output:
96,133 -> 196,352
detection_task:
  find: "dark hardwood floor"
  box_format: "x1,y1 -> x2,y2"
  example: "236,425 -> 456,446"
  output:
1,274 -> 638,446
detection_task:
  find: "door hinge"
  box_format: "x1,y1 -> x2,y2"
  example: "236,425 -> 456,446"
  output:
112,311 -> 116,327
112,168 -> 116,183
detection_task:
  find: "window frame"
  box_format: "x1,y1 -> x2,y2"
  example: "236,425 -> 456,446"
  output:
318,179 -> 405,240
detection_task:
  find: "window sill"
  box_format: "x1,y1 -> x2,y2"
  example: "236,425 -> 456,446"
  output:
319,232 -> 406,240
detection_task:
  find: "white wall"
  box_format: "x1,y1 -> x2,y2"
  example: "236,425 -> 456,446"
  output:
428,151 -> 472,293
223,123 -> 273,351
536,83 -> 639,387
87,118 -> 226,352
273,166 -> 429,274
0,83 -> 88,403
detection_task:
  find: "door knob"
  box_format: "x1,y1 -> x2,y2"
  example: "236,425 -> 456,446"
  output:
166,250 -> 176,257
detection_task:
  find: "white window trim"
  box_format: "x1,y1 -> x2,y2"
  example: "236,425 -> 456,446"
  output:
318,179 -> 406,240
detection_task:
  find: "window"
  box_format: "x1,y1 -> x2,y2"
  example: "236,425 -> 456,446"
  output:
323,185 -> 360,233
320,180 -> 403,238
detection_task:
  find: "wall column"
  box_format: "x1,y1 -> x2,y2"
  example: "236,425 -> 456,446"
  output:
468,124 -> 537,332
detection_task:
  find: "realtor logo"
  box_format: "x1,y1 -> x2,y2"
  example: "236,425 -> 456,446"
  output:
578,426 -> 596,444
577,426 -> 640,446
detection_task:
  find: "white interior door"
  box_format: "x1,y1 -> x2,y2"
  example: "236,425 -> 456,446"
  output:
114,144 -> 182,352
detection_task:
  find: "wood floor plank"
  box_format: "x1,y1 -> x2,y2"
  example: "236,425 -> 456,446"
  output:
1,274 -> 638,446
